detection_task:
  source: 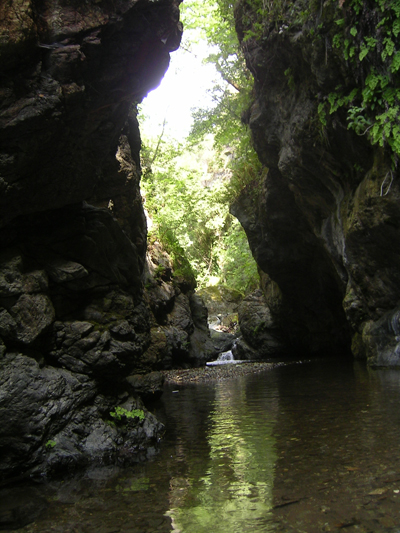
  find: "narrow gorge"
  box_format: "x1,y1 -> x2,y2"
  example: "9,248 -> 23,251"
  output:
1,0 -> 400,508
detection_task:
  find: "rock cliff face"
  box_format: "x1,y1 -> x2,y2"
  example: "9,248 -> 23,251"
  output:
233,0 -> 400,364
0,0 -> 214,482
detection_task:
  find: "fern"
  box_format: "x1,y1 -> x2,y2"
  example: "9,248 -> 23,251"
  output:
319,0 -> 400,164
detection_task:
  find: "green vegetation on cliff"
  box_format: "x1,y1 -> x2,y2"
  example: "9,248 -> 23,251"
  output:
236,0 -> 399,168
325,0 -> 400,167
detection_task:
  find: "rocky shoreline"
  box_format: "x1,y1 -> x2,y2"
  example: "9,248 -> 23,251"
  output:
161,361 -> 283,384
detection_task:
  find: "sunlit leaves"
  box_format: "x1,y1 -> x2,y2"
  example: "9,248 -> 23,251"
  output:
324,0 -> 400,161
138,0 -> 260,292
141,133 -> 258,291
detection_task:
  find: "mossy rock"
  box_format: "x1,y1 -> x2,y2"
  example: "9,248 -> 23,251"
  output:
351,331 -> 367,360
198,285 -> 243,304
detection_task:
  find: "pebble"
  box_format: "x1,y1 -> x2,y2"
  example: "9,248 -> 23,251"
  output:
161,362 -> 283,384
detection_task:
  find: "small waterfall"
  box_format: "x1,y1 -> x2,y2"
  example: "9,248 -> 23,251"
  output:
217,350 -> 234,362
206,343 -> 243,367
208,315 -> 222,330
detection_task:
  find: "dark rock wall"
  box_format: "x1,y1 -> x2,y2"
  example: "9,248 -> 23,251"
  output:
0,0 -> 214,481
142,242 -> 216,370
233,1 -> 400,363
0,0 -> 182,225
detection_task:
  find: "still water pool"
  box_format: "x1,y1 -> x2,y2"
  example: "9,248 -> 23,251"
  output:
8,360 -> 400,532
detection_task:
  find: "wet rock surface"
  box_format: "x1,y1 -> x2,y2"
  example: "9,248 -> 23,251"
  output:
0,0 -> 188,481
210,329 -> 237,353
361,306 -> 400,367
237,289 -> 284,358
197,285 -> 243,319
0,352 -> 164,482
0,0 -> 182,226
142,243 -> 217,370
126,371 -> 165,402
233,0 -> 400,362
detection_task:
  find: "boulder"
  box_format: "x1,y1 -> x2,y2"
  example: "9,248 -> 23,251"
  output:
126,371 -> 165,402
210,329 -> 237,354
0,352 -> 164,480
362,306 -> 400,367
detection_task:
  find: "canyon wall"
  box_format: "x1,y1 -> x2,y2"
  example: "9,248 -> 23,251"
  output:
2,0 -> 399,484
0,0 -> 215,482
232,0 -> 400,364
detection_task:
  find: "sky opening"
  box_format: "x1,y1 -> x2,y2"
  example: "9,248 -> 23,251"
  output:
139,35 -> 219,142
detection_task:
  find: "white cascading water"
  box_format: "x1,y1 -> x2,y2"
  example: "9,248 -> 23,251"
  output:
206,341 -> 244,366
206,316 -> 249,366
217,350 -> 234,362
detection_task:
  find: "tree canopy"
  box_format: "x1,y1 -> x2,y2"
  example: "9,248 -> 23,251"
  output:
139,0 -> 261,294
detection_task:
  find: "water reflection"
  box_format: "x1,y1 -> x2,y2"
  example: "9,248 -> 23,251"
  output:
9,361 -> 400,533
167,377 -> 278,533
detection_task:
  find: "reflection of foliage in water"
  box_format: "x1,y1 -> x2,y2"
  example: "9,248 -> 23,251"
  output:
168,380 -> 278,532
115,477 -> 150,494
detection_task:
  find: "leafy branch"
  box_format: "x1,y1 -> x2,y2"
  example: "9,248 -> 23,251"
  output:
321,0 -> 400,167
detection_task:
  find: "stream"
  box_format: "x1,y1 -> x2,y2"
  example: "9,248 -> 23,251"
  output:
4,359 -> 400,533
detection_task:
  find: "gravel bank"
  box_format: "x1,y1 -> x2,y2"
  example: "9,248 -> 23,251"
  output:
161,362 -> 284,384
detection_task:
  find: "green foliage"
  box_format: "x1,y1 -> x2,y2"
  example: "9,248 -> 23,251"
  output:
217,217 -> 261,294
237,0 -> 314,43
239,0 -> 287,38
116,478 -> 150,494
45,439 -> 56,449
318,102 -> 327,127
320,0 -> 400,165
141,136 -> 259,292
157,225 -> 197,287
110,407 -> 145,421
182,0 -> 253,154
284,67 -> 295,91
217,153 -> 265,206
154,264 -> 166,279
140,0 -> 261,293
